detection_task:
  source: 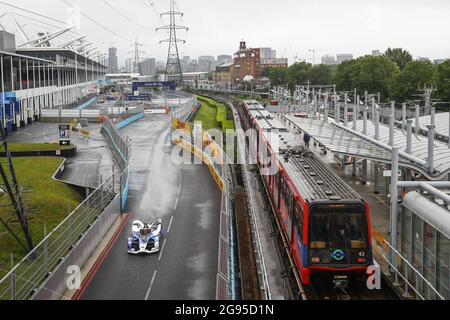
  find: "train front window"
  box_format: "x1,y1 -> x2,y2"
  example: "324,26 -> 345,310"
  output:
309,212 -> 367,250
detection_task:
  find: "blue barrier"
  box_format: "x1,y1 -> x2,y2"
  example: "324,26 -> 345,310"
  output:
121,168 -> 130,211
116,112 -> 145,130
78,96 -> 97,110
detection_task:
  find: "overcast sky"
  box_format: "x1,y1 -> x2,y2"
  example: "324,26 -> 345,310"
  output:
1,0 -> 450,66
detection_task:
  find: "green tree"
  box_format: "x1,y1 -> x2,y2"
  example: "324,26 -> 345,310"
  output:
354,56 -> 400,100
261,67 -> 288,86
390,60 -> 436,101
308,64 -> 334,85
435,59 -> 450,103
286,62 -> 312,88
384,48 -> 413,70
334,59 -> 359,91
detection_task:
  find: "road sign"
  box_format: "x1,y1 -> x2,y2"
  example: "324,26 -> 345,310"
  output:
383,170 -> 401,178
59,124 -> 70,146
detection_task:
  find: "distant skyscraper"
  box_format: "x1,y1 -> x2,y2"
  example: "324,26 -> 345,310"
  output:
140,58 -> 156,76
260,48 -> 272,59
108,47 -> 119,73
336,54 -> 354,64
321,55 -> 336,65
217,55 -> 233,65
198,56 -> 215,72
125,58 -> 134,73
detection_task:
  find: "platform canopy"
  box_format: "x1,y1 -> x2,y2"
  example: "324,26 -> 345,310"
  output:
415,112 -> 450,141
282,115 -> 450,180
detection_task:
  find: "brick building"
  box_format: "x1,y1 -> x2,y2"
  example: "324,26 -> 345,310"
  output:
233,41 -> 260,82
213,63 -> 235,84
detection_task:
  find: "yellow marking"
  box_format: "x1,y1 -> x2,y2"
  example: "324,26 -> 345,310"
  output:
372,227 -> 386,247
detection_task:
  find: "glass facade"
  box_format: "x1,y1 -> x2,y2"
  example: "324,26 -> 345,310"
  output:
400,206 -> 450,299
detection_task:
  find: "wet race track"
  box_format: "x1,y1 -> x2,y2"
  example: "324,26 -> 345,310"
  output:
80,115 -> 222,300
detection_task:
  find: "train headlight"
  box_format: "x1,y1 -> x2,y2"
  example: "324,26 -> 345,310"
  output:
311,257 -> 321,263
357,258 -> 366,264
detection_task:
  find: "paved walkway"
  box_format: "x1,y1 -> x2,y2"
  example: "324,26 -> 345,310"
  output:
7,122 -> 113,188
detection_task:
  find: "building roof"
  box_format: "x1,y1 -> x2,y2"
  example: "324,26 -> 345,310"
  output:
253,114 -> 361,201
0,50 -> 55,64
414,112 -> 449,140
216,63 -> 234,70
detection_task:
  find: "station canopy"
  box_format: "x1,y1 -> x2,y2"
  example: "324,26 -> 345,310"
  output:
282,115 -> 450,180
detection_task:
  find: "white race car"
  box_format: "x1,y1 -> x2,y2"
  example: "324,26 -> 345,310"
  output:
127,219 -> 163,255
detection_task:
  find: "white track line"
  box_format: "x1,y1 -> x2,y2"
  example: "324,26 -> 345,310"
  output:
158,239 -> 168,261
167,215 -> 174,234
144,270 -> 158,300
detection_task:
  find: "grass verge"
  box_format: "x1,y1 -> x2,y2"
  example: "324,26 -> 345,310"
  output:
8,143 -> 75,153
194,96 -> 235,132
0,157 -> 83,278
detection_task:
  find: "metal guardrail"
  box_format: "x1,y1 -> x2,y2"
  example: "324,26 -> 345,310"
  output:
216,164 -> 232,300
381,240 -> 445,300
103,107 -> 144,125
41,109 -> 101,119
0,169 -> 123,300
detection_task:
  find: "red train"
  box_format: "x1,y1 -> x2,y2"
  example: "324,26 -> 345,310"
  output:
239,100 -> 373,285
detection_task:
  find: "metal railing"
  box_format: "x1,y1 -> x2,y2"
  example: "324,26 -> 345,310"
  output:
216,164 -> 232,300
0,169 -> 124,300
381,240 -> 445,300
103,106 -> 144,125
101,117 -> 130,171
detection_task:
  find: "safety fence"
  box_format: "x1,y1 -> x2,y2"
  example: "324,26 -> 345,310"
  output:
381,240 -> 445,300
0,170 -> 123,300
154,95 -> 199,122
100,111 -> 133,211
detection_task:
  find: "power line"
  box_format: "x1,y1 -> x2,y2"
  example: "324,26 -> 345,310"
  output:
60,0 -> 135,43
102,0 -> 155,31
143,0 -> 164,24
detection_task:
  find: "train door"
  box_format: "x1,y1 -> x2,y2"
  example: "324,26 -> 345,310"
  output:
291,201 -> 304,267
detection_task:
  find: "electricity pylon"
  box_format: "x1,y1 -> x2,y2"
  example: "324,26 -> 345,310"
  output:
129,37 -> 145,74
156,0 -> 188,85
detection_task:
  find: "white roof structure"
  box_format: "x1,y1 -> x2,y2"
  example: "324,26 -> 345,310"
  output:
282,115 -> 450,180
415,112 -> 450,141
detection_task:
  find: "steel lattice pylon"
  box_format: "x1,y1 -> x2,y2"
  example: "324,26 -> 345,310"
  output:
0,123 -> 33,252
129,37 -> 144,75
156,0 -> 188,85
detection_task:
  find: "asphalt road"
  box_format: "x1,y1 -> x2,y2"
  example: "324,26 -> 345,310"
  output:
81,114 -> 222,300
